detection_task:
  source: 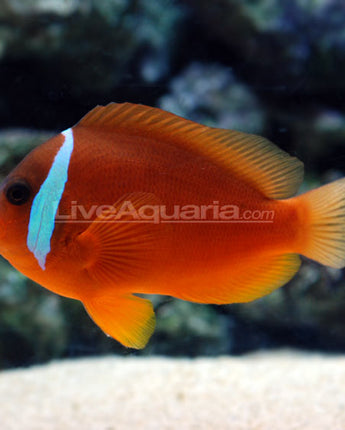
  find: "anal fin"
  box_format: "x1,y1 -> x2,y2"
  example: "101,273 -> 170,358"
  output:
83,293 -> 155,349
175,253 -> 301,304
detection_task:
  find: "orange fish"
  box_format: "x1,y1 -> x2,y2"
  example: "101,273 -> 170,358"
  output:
0,103 -> 344,348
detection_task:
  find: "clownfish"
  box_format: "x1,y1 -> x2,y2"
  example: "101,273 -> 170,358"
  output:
0,103 -> 344,348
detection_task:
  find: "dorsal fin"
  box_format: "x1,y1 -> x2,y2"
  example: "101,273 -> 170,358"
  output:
76,103 -> 304,199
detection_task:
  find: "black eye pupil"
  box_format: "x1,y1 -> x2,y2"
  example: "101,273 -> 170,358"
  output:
6,182 -> 31,205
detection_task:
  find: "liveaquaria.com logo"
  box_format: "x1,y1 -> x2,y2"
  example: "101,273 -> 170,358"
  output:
56,200 -> 275,224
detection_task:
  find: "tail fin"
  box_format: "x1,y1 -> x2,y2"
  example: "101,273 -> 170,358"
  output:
298,177 -> 345,268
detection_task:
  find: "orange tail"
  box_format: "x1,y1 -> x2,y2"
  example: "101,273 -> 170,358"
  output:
296,177 -> 345,268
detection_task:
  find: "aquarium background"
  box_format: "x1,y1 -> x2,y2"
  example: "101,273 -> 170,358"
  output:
0,0 -> 344,369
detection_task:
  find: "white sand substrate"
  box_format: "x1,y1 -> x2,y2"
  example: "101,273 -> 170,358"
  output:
0,350 -> 344,430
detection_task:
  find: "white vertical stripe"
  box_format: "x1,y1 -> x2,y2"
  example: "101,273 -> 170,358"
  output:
27,128 -> 74,269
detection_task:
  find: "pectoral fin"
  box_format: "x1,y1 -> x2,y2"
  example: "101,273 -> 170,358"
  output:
75,192 -> 165,285
83,293 -> 155,349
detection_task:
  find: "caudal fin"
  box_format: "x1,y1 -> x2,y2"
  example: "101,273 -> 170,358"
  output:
298,177 -> 345,268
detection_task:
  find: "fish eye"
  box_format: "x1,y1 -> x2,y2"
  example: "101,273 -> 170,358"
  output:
5,181 -> 31,206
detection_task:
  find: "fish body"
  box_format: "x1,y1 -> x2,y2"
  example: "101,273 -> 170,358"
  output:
0,103 -> 344,348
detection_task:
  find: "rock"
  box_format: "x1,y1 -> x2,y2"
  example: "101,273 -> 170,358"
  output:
265,105 -> 345,173
0,0 -> 182,127
228,259 -> 345,353
292,109 -> 345,171
0,129 -> 53,180
187,0 -> 345,94
152,298 -> 229,356
0,258 -> 66,367
0,0 -> 83,17
159,62 -> 265,133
